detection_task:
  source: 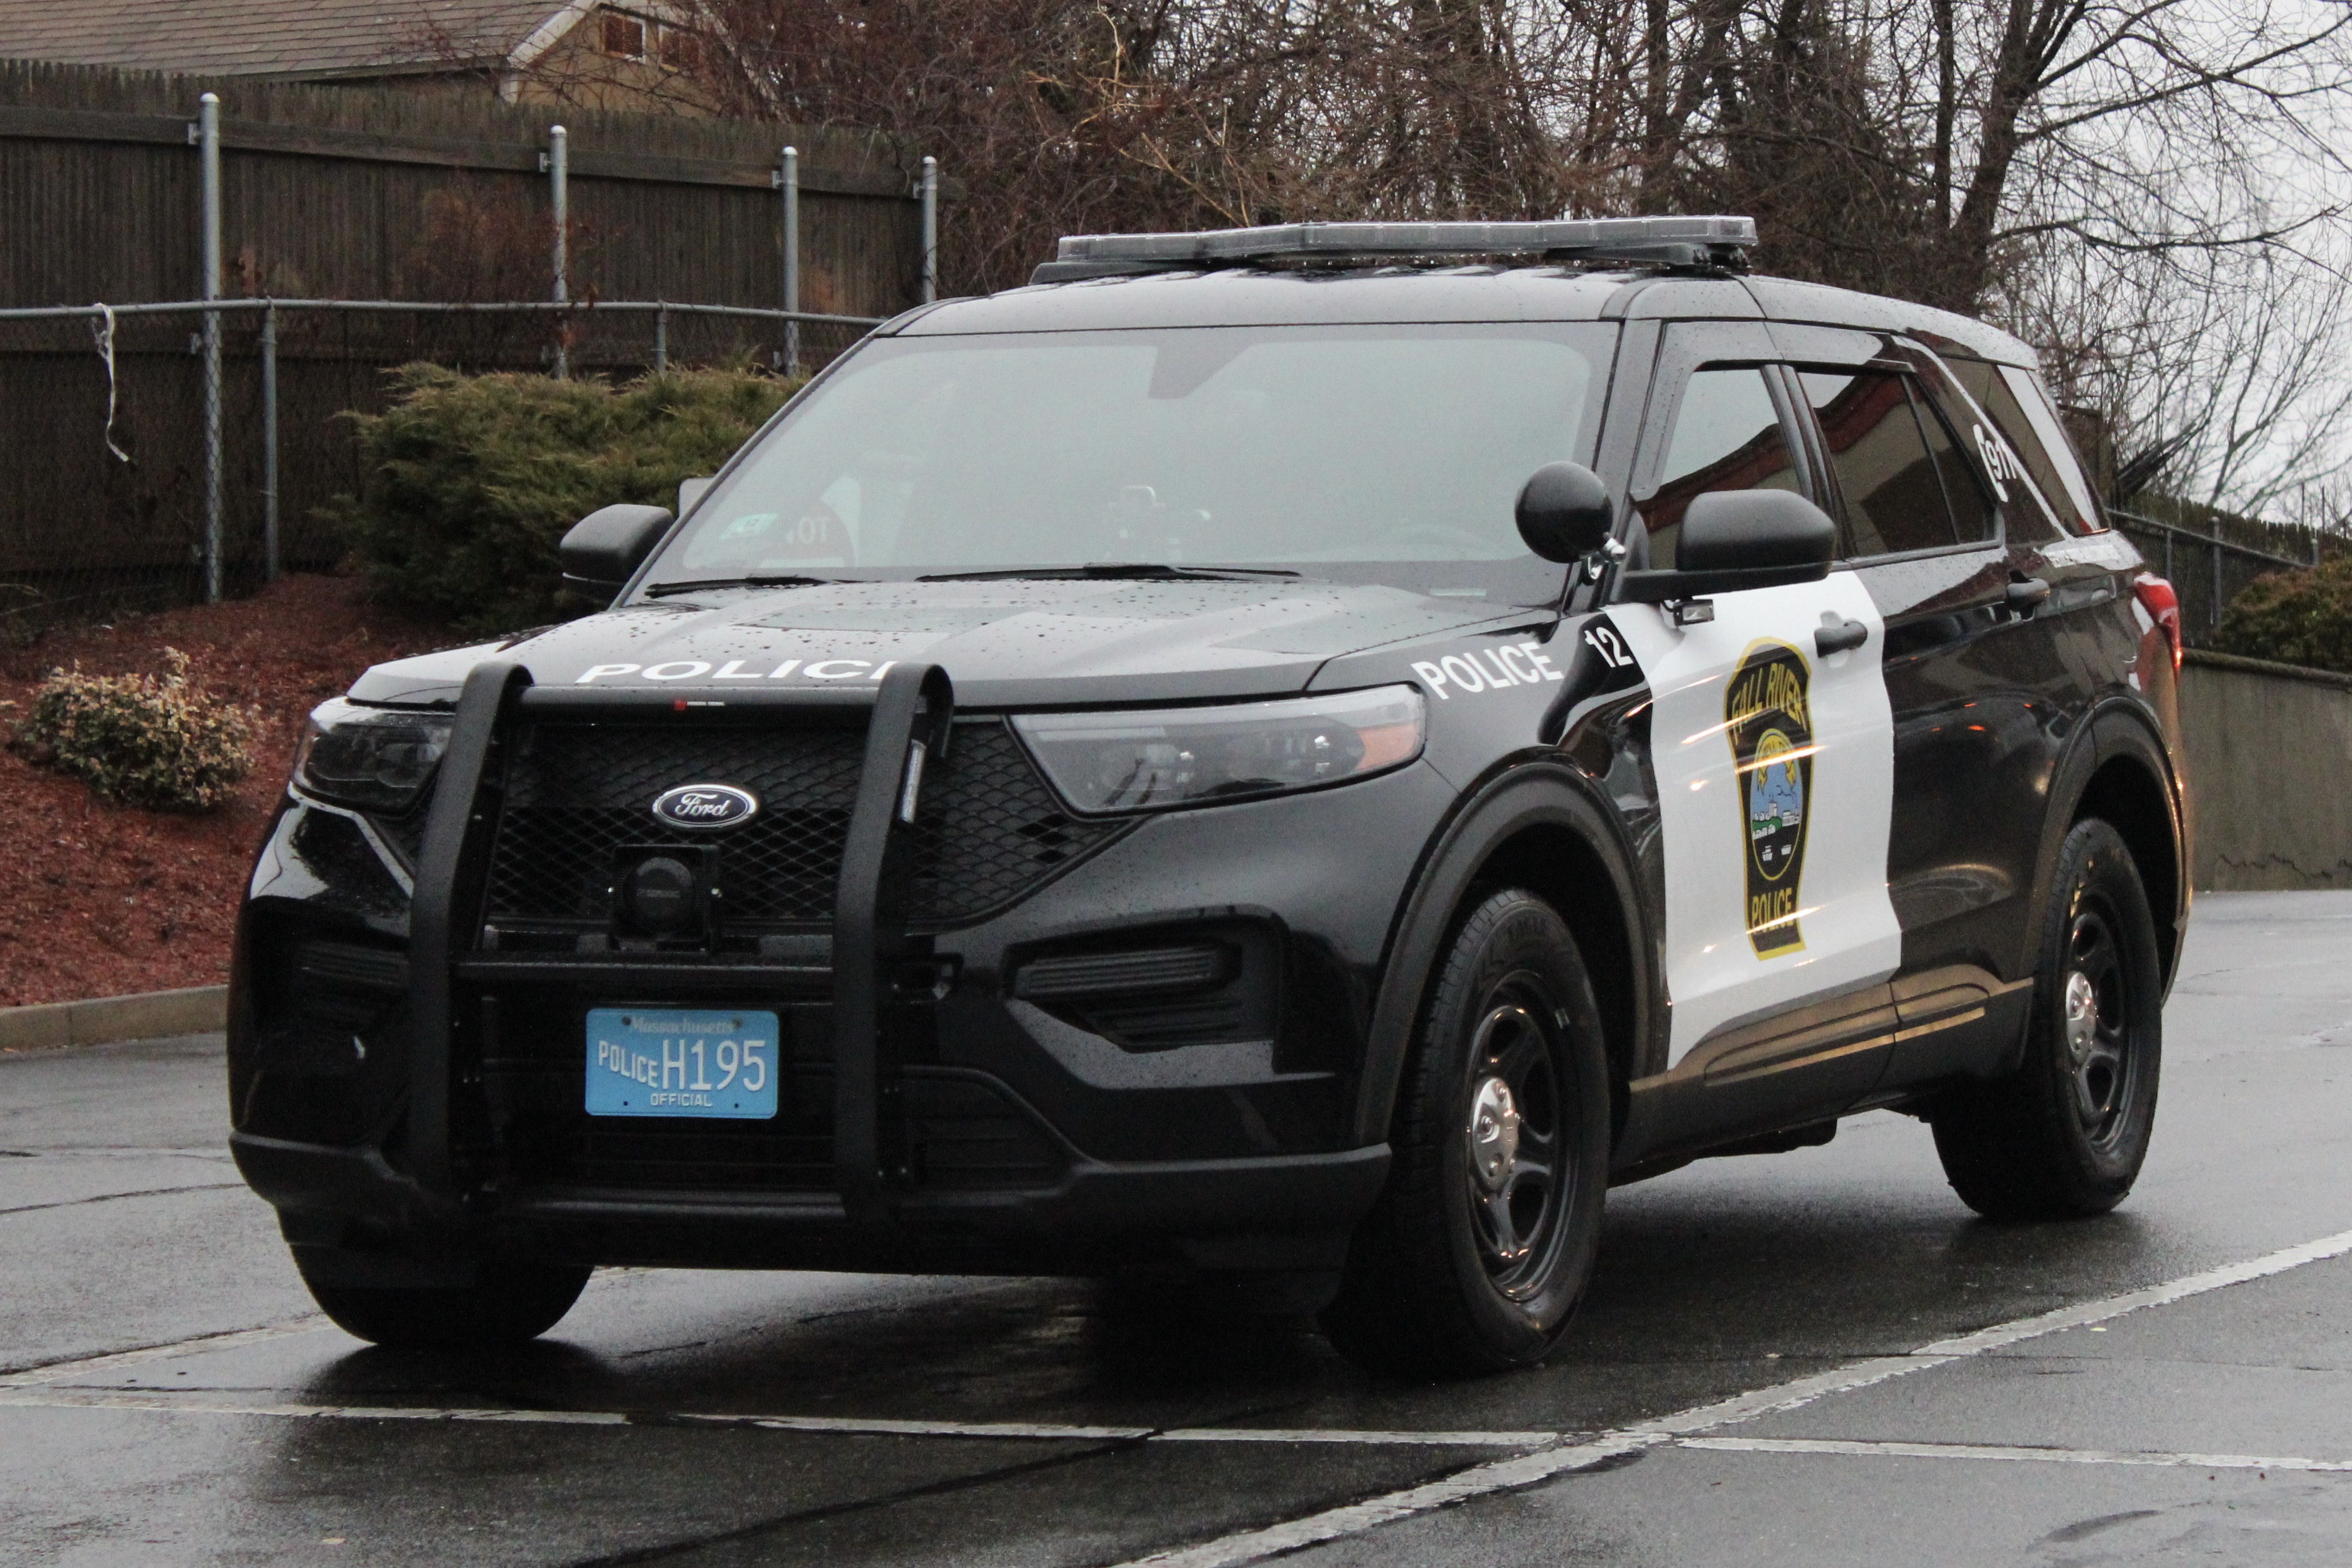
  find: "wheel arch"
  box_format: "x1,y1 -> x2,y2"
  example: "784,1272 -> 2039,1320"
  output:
1353,764 -> 1653,1150
2036,703 -> 2188,991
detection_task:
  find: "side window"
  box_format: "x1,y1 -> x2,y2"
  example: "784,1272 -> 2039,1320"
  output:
1637,367 -> 1801,569
1939,357 -> 2069,542
1912,388 -> 1997,545
1800,370 -> 1975,557
1999,365 -> 2106,533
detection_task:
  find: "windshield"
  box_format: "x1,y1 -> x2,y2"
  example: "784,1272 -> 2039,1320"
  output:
641,322 -> 1615,606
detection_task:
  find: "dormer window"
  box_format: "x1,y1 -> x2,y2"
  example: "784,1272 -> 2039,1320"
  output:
599,12 -> 647,59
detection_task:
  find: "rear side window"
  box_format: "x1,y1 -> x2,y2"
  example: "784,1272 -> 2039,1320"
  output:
1800,370 -> 1989,557
2001,365 -> 2105,533
1942,357 -> 2098,538
1637,367 -> 1801,568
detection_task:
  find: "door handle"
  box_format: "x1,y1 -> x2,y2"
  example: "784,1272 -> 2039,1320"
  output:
1815,617 -> 1868,656
2005,577 -> 2053,613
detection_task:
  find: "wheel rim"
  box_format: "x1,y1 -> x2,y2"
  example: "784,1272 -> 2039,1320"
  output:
2061,895 -> 2137,1151
1460,974 -> 1577,1298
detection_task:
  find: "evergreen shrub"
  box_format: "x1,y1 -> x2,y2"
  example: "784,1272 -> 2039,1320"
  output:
331,364 -> 794,634
2213,555 -> 2352,676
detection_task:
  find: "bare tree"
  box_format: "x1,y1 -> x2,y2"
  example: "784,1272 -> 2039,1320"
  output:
2019,234 -> 2352,519
477,0 -> 2352,509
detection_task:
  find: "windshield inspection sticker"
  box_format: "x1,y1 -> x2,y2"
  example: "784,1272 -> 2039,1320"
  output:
1412,640 -> 1564,700
1726,640 -> 1813,958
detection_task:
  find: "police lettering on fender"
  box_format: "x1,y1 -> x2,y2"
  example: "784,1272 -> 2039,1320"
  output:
1412,640 -> 1564,699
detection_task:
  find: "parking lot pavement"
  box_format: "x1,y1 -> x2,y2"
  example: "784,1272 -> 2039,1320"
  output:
3,891 -> 2350,1566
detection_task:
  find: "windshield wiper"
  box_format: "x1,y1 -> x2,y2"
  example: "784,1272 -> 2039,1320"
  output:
640,575 -> 837,599
917,563 -> 1302,583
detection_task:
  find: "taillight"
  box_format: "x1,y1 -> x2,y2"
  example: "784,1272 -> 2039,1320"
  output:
2133,575 -> 2183,672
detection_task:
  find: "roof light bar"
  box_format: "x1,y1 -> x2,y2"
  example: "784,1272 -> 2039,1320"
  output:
1046,215 -> 1755,276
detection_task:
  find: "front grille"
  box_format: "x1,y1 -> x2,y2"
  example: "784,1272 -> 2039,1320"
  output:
480,718 -> 1120,932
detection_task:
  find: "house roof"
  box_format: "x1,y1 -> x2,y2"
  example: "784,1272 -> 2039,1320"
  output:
0,0 -> 603,82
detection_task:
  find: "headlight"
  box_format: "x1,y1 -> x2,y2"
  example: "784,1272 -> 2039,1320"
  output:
1013,686 -> 1426,814
293,698 -> 452,815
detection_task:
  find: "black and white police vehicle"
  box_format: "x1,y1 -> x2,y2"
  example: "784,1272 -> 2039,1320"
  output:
231,216 -> 2191,1374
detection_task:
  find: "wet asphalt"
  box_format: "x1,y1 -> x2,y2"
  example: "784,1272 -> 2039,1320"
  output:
4,890 -> 2351,1566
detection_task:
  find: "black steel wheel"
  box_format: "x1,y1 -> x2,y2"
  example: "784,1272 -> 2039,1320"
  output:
1932,817 -> 2164,1219
299,1255 -> 592,1351
1323,888 -> 1610,1377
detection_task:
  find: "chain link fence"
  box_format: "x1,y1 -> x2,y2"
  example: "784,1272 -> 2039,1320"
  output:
2110,509 -> 2346,646
0,297 -> 877,636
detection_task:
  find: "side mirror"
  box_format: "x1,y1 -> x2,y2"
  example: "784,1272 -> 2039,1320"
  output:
1515,462 -> 1616,563
1616,490 -> 1836,603
560,503 -> 674,592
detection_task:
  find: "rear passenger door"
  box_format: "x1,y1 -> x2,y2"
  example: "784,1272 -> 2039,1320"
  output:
1777,326 -> 2064,1074
1606,321 -> 1904,1091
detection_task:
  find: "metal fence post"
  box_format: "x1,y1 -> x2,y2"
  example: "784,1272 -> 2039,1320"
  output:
920,156 -> 938,304
653,303 -> 668,375
260,301 -> 279,582
550,124 -> 569,379
198,91 -> 223,603
2211,519 -> 2225,628
781,145 -> 800,378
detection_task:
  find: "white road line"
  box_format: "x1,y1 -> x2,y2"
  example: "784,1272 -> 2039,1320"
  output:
1682,1435 -> 2352,1472
733,1415 -> 1154,1441
0,1318 -> 328,1387
1152,1428 -> 1565,1448
1110,1223 -> 2352,1568
1116,1441 -> 1649,1568
0,1390 -> 1553,1448
13,1222 -> 2352,1568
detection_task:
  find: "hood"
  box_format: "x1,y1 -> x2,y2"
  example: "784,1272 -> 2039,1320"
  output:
347,578 -> 1537,708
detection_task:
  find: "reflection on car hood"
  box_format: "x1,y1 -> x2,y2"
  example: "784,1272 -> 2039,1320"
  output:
346,578 -> 1536,708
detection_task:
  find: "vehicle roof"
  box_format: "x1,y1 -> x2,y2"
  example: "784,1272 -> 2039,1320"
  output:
892,266 -> 2039,368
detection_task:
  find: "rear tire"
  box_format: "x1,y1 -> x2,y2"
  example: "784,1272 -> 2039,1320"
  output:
1931,817 -> 2163,1219
1322,889 -> 1611,1377
298,1255 -> 592,1350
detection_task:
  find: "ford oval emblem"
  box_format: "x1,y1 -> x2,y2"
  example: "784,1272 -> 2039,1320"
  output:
650,783 -> 760,830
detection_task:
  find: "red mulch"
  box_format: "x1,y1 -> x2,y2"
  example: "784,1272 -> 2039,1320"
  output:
0,575 -> 454,1007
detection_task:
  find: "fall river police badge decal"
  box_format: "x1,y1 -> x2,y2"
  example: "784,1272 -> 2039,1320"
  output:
1725,640 -> 1813,958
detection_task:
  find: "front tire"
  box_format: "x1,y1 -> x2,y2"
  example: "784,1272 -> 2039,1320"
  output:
1931,817 -> 2163,1219
298,1255 -> 592,1350
1322,889 -> 1611,1377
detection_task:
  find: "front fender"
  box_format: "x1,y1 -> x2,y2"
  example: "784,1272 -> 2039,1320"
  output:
1352,761 -> 1655,1148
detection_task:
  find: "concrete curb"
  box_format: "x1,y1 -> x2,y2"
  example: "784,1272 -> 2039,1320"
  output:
0,985 -> 228,1052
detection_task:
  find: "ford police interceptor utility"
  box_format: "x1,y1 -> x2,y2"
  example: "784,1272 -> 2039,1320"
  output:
230,216 -> 2190,1374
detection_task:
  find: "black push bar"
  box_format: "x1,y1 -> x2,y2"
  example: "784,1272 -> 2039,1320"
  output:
405,658 -> 953,1222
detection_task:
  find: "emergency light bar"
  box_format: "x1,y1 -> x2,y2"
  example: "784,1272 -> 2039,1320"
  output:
1035,215 -> 1755,282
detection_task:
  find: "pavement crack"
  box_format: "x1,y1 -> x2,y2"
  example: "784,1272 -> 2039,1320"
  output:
556,1440 -> 1142,1567
0,1183 -> 245,1218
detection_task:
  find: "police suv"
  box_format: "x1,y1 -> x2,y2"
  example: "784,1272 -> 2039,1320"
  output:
232,216 -> 2190,1374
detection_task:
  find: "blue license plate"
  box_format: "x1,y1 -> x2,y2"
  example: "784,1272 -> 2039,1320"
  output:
585,1009 -> 780,1119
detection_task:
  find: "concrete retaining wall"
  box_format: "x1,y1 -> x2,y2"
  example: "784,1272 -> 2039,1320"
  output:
2179,650 -> 2352,891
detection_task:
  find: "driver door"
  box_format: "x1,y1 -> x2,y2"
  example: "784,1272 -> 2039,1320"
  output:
1606,321 -> 1904,1105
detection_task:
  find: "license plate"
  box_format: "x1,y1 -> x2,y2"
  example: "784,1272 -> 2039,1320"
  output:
585,1009 -> 779,1119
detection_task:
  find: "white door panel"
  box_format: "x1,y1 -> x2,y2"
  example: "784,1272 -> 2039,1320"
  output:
1611,574 -> 1900,1066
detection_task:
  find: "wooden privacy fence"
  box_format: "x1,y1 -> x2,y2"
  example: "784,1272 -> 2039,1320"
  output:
0,61 -> 932,630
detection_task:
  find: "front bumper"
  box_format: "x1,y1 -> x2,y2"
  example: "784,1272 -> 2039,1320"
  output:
233,1129 -> 1389,1274
231,661 -> 1447,1273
